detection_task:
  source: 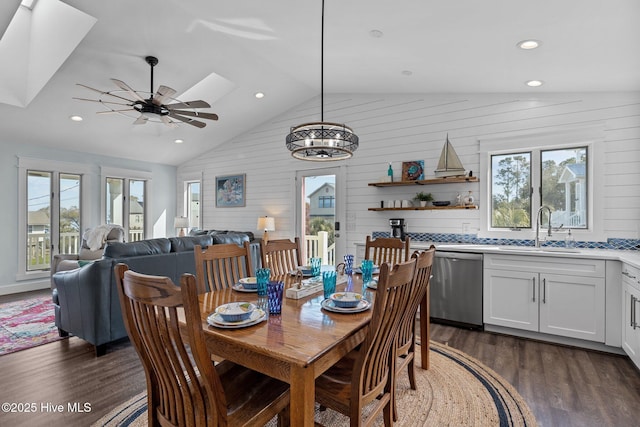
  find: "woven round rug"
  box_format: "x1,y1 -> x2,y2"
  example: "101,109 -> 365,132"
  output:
93,341 -> 537,426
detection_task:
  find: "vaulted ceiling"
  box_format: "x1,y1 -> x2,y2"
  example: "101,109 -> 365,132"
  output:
1,0 -> 638,165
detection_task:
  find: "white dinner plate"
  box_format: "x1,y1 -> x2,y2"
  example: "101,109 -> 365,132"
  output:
232,283 -> 257,293
321,298 -> 371,314
207,308 -> 266,329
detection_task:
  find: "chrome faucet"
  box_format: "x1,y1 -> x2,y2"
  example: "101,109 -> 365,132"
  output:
535,206 -> 552,247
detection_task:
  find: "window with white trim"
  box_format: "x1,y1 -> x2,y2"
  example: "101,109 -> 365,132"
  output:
489,146 -> 589,230
102,167 -> 151,242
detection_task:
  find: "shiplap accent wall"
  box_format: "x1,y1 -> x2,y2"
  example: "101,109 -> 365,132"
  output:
177,92 -> 640,251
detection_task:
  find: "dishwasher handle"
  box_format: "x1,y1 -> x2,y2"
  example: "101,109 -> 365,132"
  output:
434,251 -> 483,261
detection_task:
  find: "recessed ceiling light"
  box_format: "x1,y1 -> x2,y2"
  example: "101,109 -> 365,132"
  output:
254,92 -> 265,99
517,40 -> 541,50
174,139 -> 184,144
69,115 -> 83,122
369,29 -> 383,38
526,80 -> 544,87
401,70 -> 413,76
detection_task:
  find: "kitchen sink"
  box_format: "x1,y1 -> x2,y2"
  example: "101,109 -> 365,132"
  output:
497,246 -> 541,252
497,246 -> 581,254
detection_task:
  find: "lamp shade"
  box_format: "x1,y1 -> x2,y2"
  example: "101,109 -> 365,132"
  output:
257,216 -> 275,231
174,216 -> 189,229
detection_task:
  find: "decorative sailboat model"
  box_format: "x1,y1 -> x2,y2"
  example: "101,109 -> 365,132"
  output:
434,134 -> 467,178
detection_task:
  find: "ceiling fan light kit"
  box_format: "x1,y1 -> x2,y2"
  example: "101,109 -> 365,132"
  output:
75,56 -> 218,128
285,0 -> 359,161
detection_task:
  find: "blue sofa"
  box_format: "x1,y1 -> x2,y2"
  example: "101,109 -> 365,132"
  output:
52,232 -> 261,356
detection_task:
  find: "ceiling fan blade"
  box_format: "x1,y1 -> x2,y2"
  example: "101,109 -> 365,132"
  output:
165,100 -> 211,109
168,112 -> 207,128
133,115 -> 147,125
76,84 -> 137,103
73,97 -> 133,107
169,109 -> 218,121
160,115 -> 179,128
111,79 -> 146,103
153,85 -> 176,106
96,109 -> 136,115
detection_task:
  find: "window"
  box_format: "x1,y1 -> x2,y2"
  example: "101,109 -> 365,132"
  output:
102,167 -> 151,242
491,152 -> 531,228
318,196 -> 335,208
490,146 -> 588,230
18,158 -> 87,279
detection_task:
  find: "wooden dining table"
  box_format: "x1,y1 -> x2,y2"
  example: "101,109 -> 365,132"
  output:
187,272 -> 430,426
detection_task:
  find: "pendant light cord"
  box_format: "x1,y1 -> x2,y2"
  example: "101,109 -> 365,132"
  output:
321,0 -> 324,122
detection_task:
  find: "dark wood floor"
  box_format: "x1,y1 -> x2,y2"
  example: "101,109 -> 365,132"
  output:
2,291 -> 640,426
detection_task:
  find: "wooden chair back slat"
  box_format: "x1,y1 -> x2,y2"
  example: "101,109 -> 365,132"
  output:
194,242 -> 253,293
260,238 -> 303,277
364,236 -> 411,267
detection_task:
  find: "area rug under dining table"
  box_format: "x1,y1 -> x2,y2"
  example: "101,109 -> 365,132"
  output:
93,341 -> 537,426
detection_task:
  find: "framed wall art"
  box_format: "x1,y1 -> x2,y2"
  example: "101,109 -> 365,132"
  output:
402,160 -> 425,181
215,174 -> 246,207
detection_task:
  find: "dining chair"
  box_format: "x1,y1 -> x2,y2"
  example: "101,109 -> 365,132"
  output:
194,242 -> 253,293
260,237 -> 303,277
114,263 -> 290,427
393,245 -> 436,421
314,258 -> 417,427
364,235 -> 411,267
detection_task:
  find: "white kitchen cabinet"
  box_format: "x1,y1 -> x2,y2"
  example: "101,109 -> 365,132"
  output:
484,254 -> 606,342
621,263 -> 640,368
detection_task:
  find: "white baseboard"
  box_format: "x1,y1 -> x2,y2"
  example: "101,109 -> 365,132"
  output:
0,279 -> 50,296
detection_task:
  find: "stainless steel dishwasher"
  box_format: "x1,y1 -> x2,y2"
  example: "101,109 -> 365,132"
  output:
430,251 -> 483,329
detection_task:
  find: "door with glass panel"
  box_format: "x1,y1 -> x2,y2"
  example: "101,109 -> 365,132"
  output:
106,177 -> 146,242
26,171 -> 81,271
295,167 -> 346,266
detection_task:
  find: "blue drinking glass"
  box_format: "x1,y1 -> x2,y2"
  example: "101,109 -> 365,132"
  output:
267,281 -> 284,314
361,260 -> 374,285
344,254 -> 354,275
256,268 -> 270,296
310,257 -> 321,277
322,271 -> 337,299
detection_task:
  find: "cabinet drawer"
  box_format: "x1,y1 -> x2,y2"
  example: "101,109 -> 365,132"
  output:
484,253 -> 605,278
622,263 -> 640,292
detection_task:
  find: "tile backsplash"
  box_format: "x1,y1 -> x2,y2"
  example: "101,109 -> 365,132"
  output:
371,232 -> 640,251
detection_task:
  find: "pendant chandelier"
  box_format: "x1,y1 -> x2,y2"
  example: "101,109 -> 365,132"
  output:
285,0 -> 359,161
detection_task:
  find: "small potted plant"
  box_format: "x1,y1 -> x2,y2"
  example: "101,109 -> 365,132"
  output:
414,191 -> 433,207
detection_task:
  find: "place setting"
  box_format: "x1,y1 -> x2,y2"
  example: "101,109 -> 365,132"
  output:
206,302 -> 267,329
321,292 -> 371,313
320,269 -> 371,314
232,276 -> 258,293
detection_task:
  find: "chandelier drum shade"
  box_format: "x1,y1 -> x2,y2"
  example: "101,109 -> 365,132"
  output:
285,0 -> 359,161
286,122 -> 359,161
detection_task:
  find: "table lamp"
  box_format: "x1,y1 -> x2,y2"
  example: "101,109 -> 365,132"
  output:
174,216 -> 189,237
257,216 -> 275,243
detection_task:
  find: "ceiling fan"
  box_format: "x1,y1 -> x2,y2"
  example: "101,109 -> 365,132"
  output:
74,56 -> 218,128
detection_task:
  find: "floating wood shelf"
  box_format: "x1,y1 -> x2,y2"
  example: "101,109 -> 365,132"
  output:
368,176 -> 479,187
368,205 -> 478,211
